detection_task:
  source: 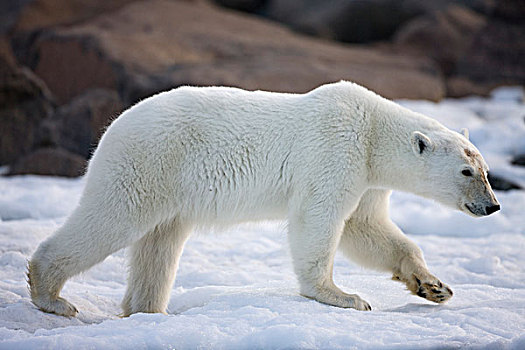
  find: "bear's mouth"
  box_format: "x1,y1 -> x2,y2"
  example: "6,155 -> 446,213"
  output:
465,203 -> 475,214
465,203 -> 482,216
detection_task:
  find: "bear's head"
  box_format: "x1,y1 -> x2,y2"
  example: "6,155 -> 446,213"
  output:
409,129 -> 500,217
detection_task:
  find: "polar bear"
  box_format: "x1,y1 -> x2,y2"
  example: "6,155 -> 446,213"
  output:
28,81 -> 500,316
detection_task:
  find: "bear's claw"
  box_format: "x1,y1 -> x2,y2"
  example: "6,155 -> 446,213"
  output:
413,275 -> 453,303
393,273 -> 453,304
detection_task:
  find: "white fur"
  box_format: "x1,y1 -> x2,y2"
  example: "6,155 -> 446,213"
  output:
28,81 -> 499,316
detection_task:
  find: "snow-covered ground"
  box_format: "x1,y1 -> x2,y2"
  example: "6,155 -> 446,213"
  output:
1,88 -> 524,349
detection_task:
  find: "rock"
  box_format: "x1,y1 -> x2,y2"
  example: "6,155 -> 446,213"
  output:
0,45 -> 54,165
462,0 -> 496,15
21,0 -> 444,105
0,0 -> 33,34
263,0 -> 426,43
455,18 -> 525,86
445,76 -> 495,98
453,0 -> 525,87
7,0 -> 135,33
491,0 -> 525,22
134,51 -> 444,102
8,147 -> 86,177
22,34 -> 120,105
511,154 -> 525,167
213,0 -> 266,13
0,36 -> 17,66
39,89 -> 123,158
257,0 -> 493,44
393,1 -> 525,92
6,0 -> 138,78
393,5 -> 486,75
487,173 -> 522,191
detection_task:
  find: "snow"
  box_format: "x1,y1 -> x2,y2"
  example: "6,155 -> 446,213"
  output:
1,89 -> 525,349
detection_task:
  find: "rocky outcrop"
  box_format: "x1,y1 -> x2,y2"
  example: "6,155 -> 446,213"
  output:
445,77 -> 495,98
214,0 -> 265,13
8,147 -> 86,177
0,43 -> 54,165
491,0 -> 525,21
17,0 -> 445,106
4,0 -> 135,33
215,0 -> 496,43
393,5 -> 486,75
24,34 -> 120,105
39,89 -> 122,158
389,0 -> 524,96
262,0 -> 425,43
456,18 -> 525,87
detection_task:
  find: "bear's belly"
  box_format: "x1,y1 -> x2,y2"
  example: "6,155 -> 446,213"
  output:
175,182 -> 289,225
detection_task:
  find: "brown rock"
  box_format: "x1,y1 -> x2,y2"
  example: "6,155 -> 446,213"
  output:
492,0 -> 525,22
0,36 -> 17,66
394,5 -> 486,75
40,89 -> 123,158
393,1 -> 525,94
456,19 -> 525,86
29,35 -> 119,105
264,0 -> 426,43
10,0 -> 136,33
25,0 -> 445,105
445,76 -> 495,98
0,47 -> 54,165
8,147 -> 86,177
0,0 -> 32,34
254,0 -> 494,43
145,52 -> 443,101
214,0 -> 265,13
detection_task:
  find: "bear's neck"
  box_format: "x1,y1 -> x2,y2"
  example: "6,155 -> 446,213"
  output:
366,102 -> 442,192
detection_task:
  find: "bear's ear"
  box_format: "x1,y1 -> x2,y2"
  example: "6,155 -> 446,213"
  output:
411,131 -> 433,155
461,128 -> 469,140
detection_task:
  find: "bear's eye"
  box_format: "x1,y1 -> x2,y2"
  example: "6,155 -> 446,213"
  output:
462,169 -> 473,177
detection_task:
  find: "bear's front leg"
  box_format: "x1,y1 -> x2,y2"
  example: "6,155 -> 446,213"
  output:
392,255 -> 453,304
287,199 -> 371,311
339,189 -> 453,304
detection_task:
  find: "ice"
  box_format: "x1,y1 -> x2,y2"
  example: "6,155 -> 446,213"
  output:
490,86 -> 524,102
0,176 -> 84,221
1,91 -> 525,349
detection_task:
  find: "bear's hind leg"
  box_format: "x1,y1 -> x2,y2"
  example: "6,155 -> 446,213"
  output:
29,211 -> 139,317
27,261 -> 78,317
121,219 -> 191,316
339,189 -> 453,303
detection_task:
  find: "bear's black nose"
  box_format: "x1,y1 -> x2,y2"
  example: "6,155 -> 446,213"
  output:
485,204 -> 500,215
